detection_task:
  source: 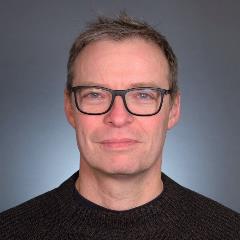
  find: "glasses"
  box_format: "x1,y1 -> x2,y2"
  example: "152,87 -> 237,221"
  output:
70,85 -> 172,116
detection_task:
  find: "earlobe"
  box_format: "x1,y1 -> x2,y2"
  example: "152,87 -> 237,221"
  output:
64,89 -> 76,129
167,94 -> 181,130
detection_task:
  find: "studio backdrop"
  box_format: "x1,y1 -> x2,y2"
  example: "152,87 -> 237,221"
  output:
0,0 -> 240,213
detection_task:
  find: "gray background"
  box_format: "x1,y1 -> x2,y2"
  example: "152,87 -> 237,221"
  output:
0,0 -> 239,213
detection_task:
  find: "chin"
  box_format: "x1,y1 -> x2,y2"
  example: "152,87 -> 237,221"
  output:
95,158 -> 149,177
81,150 -> 154,177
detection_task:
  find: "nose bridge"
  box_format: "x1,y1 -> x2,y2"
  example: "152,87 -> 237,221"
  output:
103,89 -> 133,126
114,89 -> 126,99
111,89 -> 127,110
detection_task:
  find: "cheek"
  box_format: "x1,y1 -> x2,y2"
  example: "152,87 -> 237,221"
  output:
140,115 -> 169,151
74,115 -> 98,149
141,114 -> 168,137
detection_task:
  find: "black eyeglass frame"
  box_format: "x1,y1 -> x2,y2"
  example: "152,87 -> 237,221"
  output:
70,85 -> 172,117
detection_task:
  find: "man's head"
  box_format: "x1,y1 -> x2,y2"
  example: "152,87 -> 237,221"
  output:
64,13 -> 180,177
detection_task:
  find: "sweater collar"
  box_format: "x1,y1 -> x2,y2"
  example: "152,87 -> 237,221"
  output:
55,170 -> 184,232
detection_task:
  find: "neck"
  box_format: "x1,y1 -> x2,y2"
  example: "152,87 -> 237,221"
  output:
75,161 -> 163,211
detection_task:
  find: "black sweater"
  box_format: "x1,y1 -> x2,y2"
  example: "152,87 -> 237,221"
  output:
0,171 -> 239,239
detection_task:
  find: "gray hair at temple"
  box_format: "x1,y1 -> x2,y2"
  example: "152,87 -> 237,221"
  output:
66,13 -> 179,100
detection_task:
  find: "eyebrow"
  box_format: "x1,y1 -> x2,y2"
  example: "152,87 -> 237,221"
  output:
129,82 -> 161,88
74,81 -> 162,89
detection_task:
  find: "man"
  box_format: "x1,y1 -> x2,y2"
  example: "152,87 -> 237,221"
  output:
0,13 -> 239,239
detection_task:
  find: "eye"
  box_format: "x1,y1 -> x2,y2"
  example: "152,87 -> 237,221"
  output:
85,92 -> 103,99
137,92 -> 154,99
81,90 -> 106,100
133,90 -> 157,101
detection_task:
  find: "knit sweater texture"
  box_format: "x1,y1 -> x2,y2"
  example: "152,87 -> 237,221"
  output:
0,171 -> 239,239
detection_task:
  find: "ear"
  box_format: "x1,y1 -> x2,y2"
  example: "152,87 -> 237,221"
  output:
64,89 -> 76,129
167,93 -> 181,130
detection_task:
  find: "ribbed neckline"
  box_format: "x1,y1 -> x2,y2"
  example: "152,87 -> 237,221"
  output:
55,171 -> 185,232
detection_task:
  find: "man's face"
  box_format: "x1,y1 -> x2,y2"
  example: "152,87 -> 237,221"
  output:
65,38 -> 180,176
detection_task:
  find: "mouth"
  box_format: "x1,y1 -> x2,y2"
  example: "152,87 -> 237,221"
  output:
99,138 -> 140,150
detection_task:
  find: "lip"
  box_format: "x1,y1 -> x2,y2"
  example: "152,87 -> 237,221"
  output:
99,138 -> 140,150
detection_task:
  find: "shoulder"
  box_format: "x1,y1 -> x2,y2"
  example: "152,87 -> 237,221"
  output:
182,187 -> 240,238
0,187 -> 60,239
0,172 -> 77,239
162,173 -> 240,238
180,183 -> 240,222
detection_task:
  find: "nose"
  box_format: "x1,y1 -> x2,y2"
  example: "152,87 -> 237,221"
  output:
103,96 -> 134,127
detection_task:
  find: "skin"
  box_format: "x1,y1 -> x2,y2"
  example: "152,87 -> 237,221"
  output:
64,38 -> 181,210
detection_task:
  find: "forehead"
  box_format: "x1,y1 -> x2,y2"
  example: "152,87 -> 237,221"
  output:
73,38 -> 170,88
